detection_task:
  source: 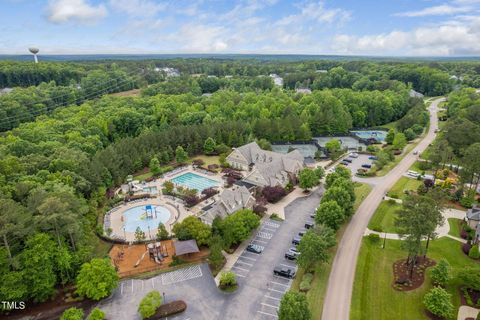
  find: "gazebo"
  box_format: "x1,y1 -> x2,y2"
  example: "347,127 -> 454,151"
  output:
173,239 -> 200,257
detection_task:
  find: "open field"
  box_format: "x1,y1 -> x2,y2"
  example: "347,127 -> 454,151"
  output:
351,237 -> 477,320
387,176 -> 423,199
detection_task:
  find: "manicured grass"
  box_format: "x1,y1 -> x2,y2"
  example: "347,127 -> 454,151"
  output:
447,218 -> 462,238
374,142 -> 418,177
353,182 -> 373,211
351,237 -> 476,320
387,177 -> 423,199
290,182 -> 372,319
368,200 -> 402,233
408,161 -> 433,175
133,171 -> 154,181
191,155 -> 220,167
92,237 -> 113,258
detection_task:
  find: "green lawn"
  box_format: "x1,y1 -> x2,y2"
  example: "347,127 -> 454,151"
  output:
447,218 -> 462,238
408,161 -> 433,175
290,182 -> 373,319
133,171 -> 154,181
351,237 -> 476,320
368,200 -> 402,233
191,155 -> 220,167
374,142 -> 418,177
387,177 -> 422,199
353,182 -> 373,211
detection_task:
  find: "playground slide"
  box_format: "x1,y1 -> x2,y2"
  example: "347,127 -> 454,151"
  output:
154,256 -> 162,265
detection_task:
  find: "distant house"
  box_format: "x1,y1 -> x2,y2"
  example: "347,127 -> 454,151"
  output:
466,206 -> 480,243
0,88 -> 13,96
154,67 -> 180,77
409,89 -> 424,98
295,88 -> 312,94
199,186 -> 255,225
269,74 -> 284,87
316,69 -> 328,73
226,142 -> 304,188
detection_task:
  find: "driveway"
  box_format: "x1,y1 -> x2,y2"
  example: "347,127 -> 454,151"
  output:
321,97 -> 443,320
98,189 -> 324,320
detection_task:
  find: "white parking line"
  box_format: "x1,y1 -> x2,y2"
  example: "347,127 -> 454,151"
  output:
257,232 -> 273,239
261,302 -> 279,309
279,263 -> 296,269
271,281 -> 290,287
239,255 -> 256,261
265,295 -> 281,301
236,273 -> 246,278
151,278 -> 155,288
121,282 -> 124,295
268,288 -> 285,294
232,265 -> 249,272
257,311 -> 278,318
264,221 -> 280,228
236,260 -> 253,267
261,227 -> 277,232
131,280 -> 134,293
253,239 -> 268,244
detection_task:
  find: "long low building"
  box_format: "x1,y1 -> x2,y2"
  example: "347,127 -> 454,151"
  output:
226,141 -> 304,188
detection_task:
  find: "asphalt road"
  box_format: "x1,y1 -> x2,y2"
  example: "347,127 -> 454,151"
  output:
98,188 -> 324,320
321,97 -> 442,320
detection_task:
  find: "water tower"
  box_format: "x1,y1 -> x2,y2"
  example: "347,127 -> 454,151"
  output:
28,47 -> 39,63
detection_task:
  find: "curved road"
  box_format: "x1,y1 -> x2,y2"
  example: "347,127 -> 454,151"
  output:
321,97 -> 443,320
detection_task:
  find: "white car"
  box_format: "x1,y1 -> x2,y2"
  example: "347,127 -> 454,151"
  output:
349,152 -> 359,158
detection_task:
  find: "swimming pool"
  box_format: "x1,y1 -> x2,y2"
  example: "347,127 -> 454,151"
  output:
123,205 -> 171,233
143,186 -> 158,194
170,172 -> 219,192
351,130 -> 387,142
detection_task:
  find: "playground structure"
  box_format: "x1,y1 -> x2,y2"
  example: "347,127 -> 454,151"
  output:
144,204 -> 157,220
147,242 -> 169,264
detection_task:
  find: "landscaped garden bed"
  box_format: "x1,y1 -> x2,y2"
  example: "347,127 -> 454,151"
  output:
151,300 -> 187,319
392,256 -> 436,291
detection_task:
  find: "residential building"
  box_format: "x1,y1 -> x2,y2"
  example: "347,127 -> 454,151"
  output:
466,206 -> 480,242
0,88 -> 13,95
295,88 -> 312,94
226,142 -> 304,187
409,89 -> 424,98
269,73 -> 284,87
199,185 -> 255,224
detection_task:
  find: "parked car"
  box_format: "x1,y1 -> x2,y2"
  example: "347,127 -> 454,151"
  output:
368,156 -> 377,160
361,164 -> 372,169
413,150 -> 418,155
246,244 -> 263,254
343,158 -> 353,163
298,229 -> 307,237
310,212 -> 316,219
349,152 -> 359,158
292,236 -> 302,245
341,160 -> 350,166
304,221 -> 314,229
407,170 -> 420,178
273,266 -> 296,279
285,249 -> 300,260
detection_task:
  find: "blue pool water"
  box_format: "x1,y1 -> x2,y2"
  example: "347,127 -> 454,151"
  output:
123,205 -> 171,233
143,186 -> 158,194
351,130 -> 387,142
170,172 -> 219,192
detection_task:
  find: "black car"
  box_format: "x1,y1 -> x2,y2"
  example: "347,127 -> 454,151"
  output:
309,212 -> 316,219
368,156 -> 378,160
292,235 -> 302,245
341,160 -> 349,166
285,249 -> 300,260
298,229 -> 307,237
304,221 -> 314,229
343,158 -> 353,163
361,163 -> 372,169
273,266 -> 296,279
246,244 -> 263,254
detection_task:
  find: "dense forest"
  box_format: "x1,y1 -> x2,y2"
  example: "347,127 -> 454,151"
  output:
0,58 -> 476,306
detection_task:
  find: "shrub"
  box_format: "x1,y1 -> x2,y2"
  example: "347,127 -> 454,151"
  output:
262,186 -> 286,203
469,246 -> 480,260
219,271 -> 237,289
76,258 -> 119,300
423,287 -> 454,319
429,259 -> 450,287
60,307 -> 84,320
460,196 -> 474,208
253,204 -> 267,215
367,233 -> 381,243
299,273 -> 313,292
461,229 -> 469,240
463,243 -> 472,255
87,308 -> 105,320
370,224 -> 383,233
201,187 -> 218,199
138,291 -> 162,319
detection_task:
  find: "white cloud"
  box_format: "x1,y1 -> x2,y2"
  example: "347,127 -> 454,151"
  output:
167,24 -> 229,52
109,0 -> 166,17
46,0 -> 107,24
395,4 -> 472,17
332,17 -> 480,56
276,1 -> 350,26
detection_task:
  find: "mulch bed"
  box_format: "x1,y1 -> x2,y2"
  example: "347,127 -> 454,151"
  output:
460,286 -> 480,306
147,300 -> 187,319
424,310 -> 446,320
392,256 -> 436,291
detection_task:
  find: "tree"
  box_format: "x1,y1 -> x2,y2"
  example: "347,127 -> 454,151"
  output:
149,156 -> 161,176
404,128 -> 416,141
322,186 -> 353,217
135,227 -> 146,242
172,216 -> 212,246
429,259 -> 450,287
219,209 -> 260,248
393,132 -> 407,150
423,287 -> 453,319
219,271 -> 237,288
60,307 -> 84,320
386,129 -> 395,144
315,200 -> 344,231
76,258 -> 118,300
162,181 -> 174,194
262,186 -> 286,203
297,228 -> 333,270
395,194 -> 444,276
203,137 -> 216,154
298,168 -> 320,191
314,166 -> 325,180
87,308 -> 105,320
457,266 -> 480,291
156,223 -> 169,241
0,199 -> 31,267
138,291 -> 162,319
278,291 -> 311,320
325,139 -> 342,159
175,146 -> 188,164
208,235 -> 224,270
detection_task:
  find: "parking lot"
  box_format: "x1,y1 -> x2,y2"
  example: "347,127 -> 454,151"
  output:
98,189 -> 323,320
338,153 -> 374,175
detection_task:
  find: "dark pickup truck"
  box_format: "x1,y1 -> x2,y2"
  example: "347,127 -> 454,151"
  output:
273,266 -> 296,279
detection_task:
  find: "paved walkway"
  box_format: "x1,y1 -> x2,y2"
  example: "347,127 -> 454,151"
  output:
458,305 -> 479,320
322,97 -> 444,320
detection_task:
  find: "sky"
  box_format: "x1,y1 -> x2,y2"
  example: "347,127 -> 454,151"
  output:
1,0 -> 480,56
